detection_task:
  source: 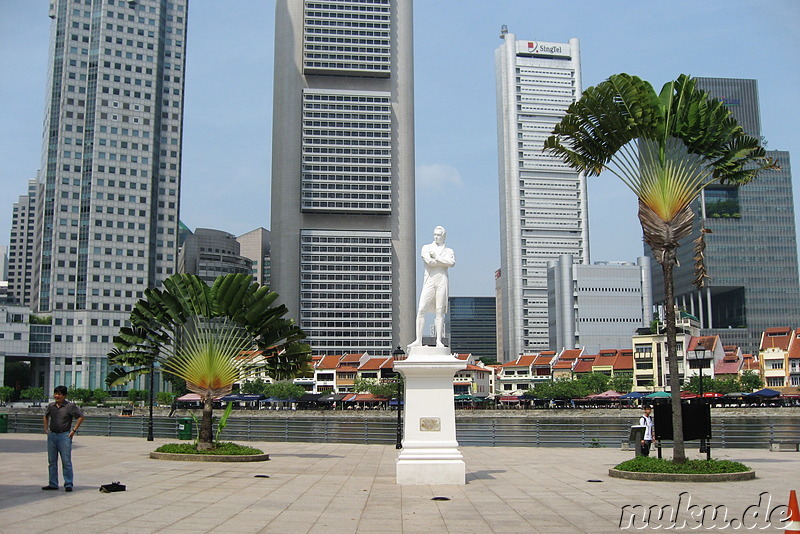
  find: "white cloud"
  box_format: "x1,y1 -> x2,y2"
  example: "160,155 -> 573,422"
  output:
417,163 -> 463,190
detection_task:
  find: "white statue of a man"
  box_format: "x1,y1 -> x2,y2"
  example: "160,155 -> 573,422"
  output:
409,226 -> 455,348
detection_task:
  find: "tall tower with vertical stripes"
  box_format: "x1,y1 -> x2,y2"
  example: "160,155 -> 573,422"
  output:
270,0 -> 416,356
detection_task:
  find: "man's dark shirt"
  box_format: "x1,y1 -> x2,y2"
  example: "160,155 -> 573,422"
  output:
44,401 -> 84,433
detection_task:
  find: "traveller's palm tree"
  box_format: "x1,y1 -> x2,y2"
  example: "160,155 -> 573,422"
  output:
545,74 -> 775,462
107,273 -> 311,449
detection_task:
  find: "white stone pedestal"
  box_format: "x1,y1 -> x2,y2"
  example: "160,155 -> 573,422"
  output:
395,346 -> 466,485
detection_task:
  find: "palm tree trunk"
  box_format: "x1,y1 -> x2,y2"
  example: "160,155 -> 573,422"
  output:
661,253 -> 686,463
197,396 -> 214,450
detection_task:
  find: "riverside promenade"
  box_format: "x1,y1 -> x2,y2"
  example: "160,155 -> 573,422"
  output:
1,433 -> 798,533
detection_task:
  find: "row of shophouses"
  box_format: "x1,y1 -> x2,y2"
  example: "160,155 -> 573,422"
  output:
287,315 -> 800,397
2,303 -> 798,396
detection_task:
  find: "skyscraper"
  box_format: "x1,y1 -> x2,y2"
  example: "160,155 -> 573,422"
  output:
0,247 -> 6,282
447,296 -> 498,362
270,0 -> 416,357
178,228 -> 253,285
18,0 -> 188,391
647,77 -> 800,354
7,179 -> 39,305
237,227 -> 271,288
495,30 -> 588,361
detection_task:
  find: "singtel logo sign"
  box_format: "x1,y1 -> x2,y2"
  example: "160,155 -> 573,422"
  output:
527,41 -> 563,55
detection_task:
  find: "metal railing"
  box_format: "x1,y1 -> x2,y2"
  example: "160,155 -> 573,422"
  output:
7,413 -> 799,448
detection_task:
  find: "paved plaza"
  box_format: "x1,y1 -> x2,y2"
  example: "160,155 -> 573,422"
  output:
0,433 -> 797,533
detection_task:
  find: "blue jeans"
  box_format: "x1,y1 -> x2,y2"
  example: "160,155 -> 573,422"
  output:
47,431 -> 74,488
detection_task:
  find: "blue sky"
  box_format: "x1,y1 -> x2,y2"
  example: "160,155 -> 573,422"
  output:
1,1 -> 799,297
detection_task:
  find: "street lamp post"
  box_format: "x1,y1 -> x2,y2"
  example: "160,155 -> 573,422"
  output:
692,341 -> 710,458
147,360 -> 155,441
392,346 -> 405,449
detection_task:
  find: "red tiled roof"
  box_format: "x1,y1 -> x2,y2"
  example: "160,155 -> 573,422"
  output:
723,345 -> 741,357
761,327 -> 792,350
455,353 -> 471,360
358,357 -> 393,370
573,356 -> 596,373
688,335 -> 718,352
593,354 -> 617,367
742,354 -> 759,371
613,351 -> 633,371
502,354 -> 536,368
336,365 -> 358,373
315,355 -> 341,370
464,364 -> 488,372
714,356 -> 742,375
788,328 -> 800,359
340,353 -> 364,363
533,354 -> 554,366
561,348 -> 582,359
552,360 -> 574,370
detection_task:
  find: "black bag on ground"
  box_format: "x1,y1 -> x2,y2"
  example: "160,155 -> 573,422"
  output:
99,482 -> 126,493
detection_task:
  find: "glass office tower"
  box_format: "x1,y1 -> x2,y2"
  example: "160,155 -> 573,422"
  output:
447,297 -> 498,362
15,0 -> 187,391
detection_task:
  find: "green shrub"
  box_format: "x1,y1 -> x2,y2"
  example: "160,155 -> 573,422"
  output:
615,457 -> 749,474
71,388 -> 93,403
154,442 -> 263,455
215,402 -> 234,446
127,389 -> 147,403
21,386 -> 45,401
29,314 -> 52,324
0,386 -> 14,403
92,389 -> 110,403
156,391 -> 177,406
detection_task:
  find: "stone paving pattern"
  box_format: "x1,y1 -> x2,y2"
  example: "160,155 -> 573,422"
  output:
0,433 -> 797,533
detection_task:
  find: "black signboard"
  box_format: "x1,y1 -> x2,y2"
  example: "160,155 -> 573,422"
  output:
653,402 -> 711,441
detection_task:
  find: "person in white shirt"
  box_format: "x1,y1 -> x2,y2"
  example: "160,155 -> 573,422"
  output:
639,404 -> 656,456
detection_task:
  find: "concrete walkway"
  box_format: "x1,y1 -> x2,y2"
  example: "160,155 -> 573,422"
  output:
0,433 -> 797,533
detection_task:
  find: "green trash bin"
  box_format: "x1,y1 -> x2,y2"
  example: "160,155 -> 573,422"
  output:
0,414 -> 8,433
177,417 -> 193,440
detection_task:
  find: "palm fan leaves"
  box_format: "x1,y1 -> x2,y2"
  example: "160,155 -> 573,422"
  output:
106,273 -> 311,448
545,74 -> 776,251
108,273 -> 310,390
545,73 -> 775,463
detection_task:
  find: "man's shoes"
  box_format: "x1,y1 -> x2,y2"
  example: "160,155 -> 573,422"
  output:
65,486 -> 73,492
42,485 -> 58,491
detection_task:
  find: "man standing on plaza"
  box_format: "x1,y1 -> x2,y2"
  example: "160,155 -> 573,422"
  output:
42,385 -> 85,492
